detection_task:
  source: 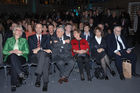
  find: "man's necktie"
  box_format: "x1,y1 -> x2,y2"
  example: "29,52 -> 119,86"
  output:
37,36 -> 40,48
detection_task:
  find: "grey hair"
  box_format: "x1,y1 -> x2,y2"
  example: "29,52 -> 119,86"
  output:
56,27 -> 65,32
13,25 -> 24,33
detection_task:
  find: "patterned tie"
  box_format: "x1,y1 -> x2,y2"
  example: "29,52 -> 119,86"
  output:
37,35 -> 40,48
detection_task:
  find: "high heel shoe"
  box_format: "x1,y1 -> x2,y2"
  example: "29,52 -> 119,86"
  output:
111,71 -> 116,77
105,76 -> 109,80
80,73 -> 85,81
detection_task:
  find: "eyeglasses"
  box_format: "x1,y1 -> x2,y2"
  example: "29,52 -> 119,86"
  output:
15,29 -> 22,31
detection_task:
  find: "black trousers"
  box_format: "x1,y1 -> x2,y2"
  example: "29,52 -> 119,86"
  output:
7,54 -> 26,86
114,50 -> 137,75
77,55 -> 91,75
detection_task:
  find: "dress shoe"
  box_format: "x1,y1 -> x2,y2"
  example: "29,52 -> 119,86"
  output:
35,75 -> 41,87
19,72 -> 25,79
111,71 -> 116,77
120,74 -> 125,80
11,86 -> 16,92
132,73 -> 140,78
63,78 -> 69,82
35,81 -> 41,87
42,83 -> 48,91
105,76 -> 109,80
58,78 -> 63,84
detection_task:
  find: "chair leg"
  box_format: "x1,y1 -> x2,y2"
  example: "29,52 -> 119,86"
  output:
53,63 -> 56,73
4,66 -> 8,81
28,64 -> 31,75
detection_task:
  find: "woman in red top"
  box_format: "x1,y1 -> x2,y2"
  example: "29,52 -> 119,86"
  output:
71,29 -> 91,81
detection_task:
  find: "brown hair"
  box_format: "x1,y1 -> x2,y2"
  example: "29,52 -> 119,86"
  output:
94,27 -> 104,37
73,29 -> 81,34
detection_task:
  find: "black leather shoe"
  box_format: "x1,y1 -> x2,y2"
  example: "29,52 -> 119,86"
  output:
19,72 -> 26,80
132,73 -> 140,78
42,83 -> 48,91
111,71 -> 116,77
120,74 -> 125,80
35,75 -> 41,87
35,81 -> 41,87
105,76 -> 109,80
11,86 -> 16,92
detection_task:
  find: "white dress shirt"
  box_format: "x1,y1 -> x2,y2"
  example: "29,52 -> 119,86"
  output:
84,32 -> 90,40
59,36 -> 65,44
114,35 -> 126,53
36,34 -> 42,41
95,36 -> 102,45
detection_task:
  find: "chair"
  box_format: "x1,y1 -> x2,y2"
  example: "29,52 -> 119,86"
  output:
3,62 -> 30,81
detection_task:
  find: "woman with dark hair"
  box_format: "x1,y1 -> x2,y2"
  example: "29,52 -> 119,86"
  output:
91,27 -> 115,80
71,29 -> 91,81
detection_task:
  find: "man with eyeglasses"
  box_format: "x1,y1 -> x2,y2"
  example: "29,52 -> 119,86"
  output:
106,25 -> 140,80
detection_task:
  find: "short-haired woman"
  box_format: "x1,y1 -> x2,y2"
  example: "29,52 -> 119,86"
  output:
91,27 -> 115,80
71,29 -> 91,81
3,25 -> 29,91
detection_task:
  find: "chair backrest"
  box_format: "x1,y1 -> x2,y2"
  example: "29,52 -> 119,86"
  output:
0,34 -> 3,65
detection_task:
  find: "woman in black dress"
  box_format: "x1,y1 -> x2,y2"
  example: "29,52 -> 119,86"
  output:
91,27 -> 115,80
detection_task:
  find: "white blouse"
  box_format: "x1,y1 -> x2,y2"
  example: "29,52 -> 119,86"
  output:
95,36 -> 102,45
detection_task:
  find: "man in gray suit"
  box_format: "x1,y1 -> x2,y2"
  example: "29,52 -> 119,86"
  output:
28,23 -> 51,91
51,27 -> 75,84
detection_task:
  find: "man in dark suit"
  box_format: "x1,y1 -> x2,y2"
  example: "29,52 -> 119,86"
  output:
28,23 -> 51,91
51,27 -> 75,84
106,25 -> 139,80
81,23 -> 94,54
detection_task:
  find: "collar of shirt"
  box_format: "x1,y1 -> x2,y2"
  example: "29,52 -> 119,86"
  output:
95,36 -> 102,44
84,32 -> 90,36
36,34 -> 42,41
66,33 -> 71,37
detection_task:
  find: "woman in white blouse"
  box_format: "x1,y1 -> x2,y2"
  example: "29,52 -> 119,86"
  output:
91,27 -> 115,80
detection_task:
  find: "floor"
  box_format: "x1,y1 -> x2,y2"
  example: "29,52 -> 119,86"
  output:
0,43 -> 140,93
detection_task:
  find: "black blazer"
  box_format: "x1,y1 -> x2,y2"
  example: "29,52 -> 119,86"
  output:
28,34 -> 51,55
91,37 -> 107,57
81,31 -> 94,49
106,33 -> 128,57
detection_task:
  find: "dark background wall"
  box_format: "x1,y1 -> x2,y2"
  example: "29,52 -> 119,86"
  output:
0,0 -> 140,15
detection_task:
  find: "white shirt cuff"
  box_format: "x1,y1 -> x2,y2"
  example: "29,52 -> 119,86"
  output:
114,50 -> 119,53
62,40 -> 65,44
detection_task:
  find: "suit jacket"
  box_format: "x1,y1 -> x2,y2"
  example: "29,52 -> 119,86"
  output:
91,37 -> 107,57
28,34 -> 51,56
81,31 -> 94,49
51,35 -> 72,62
106,33 -> 128,57
3,37 -> 29,62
